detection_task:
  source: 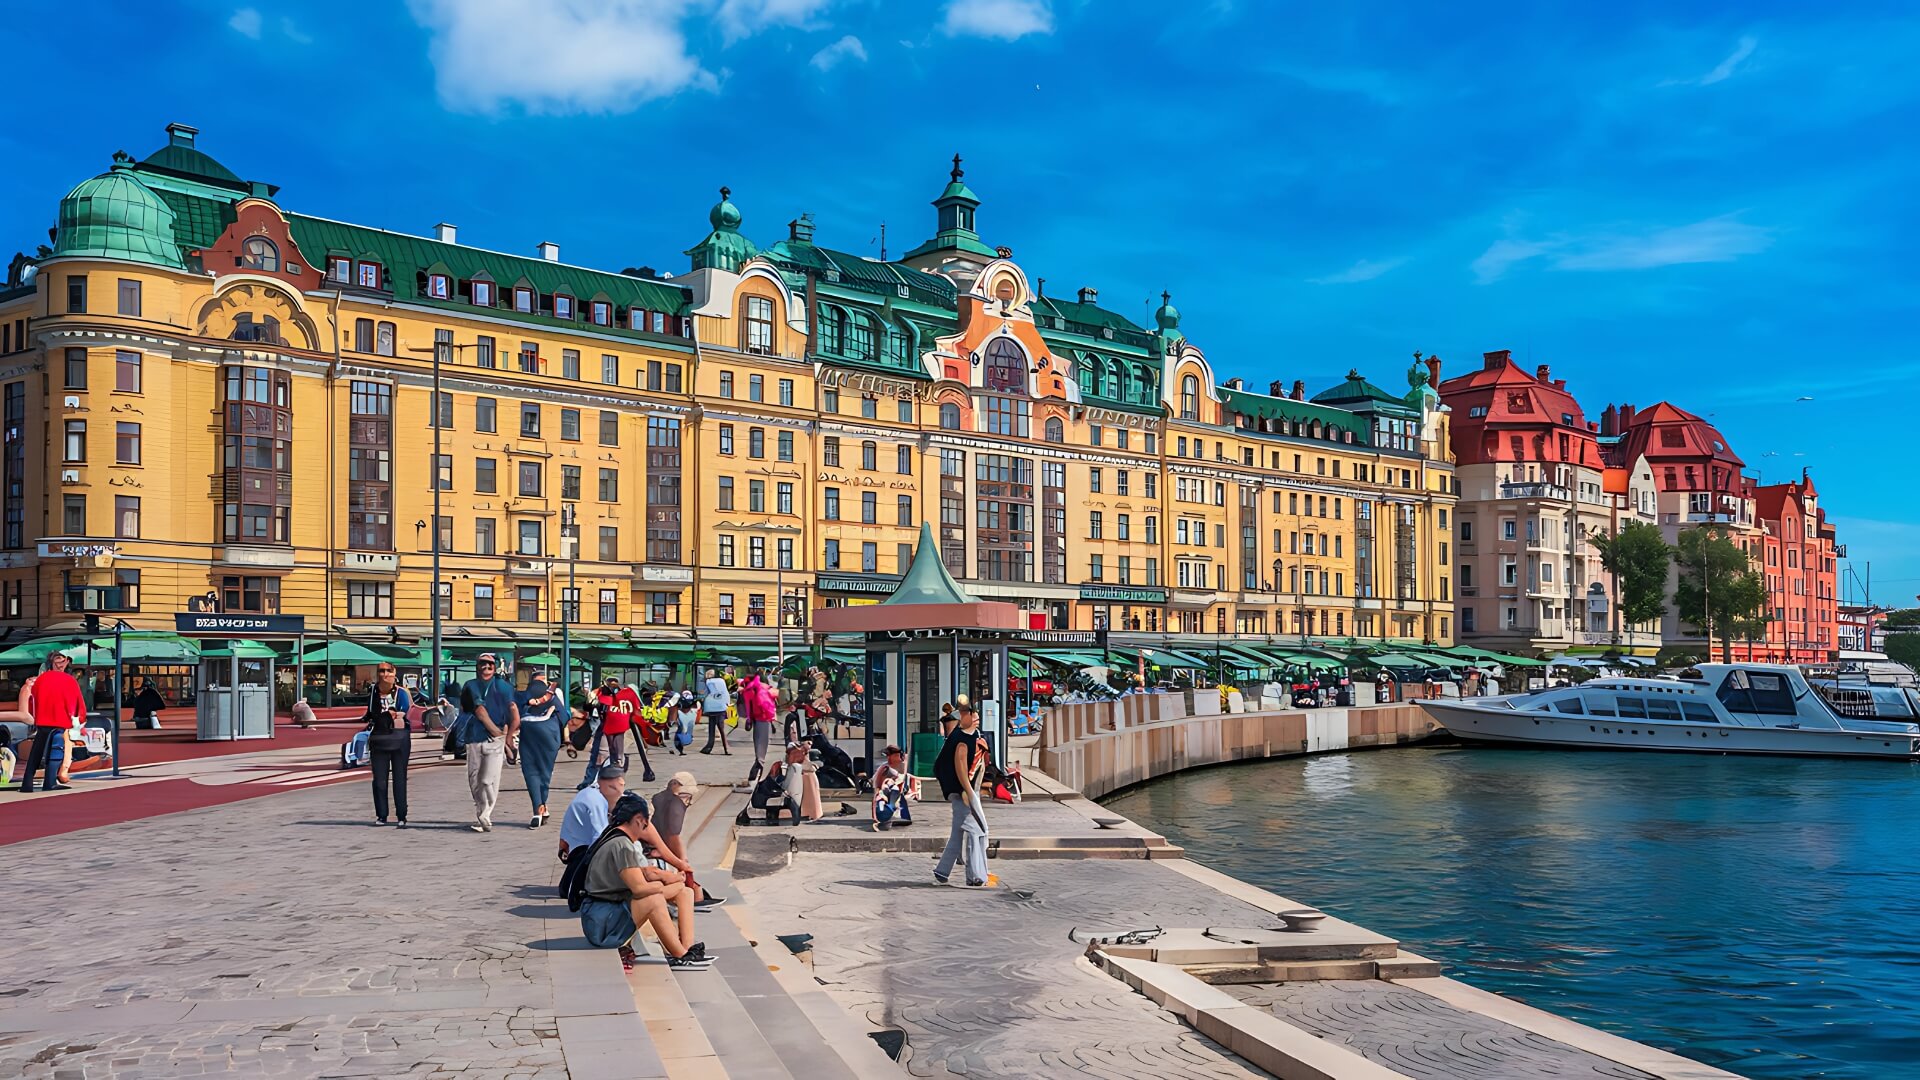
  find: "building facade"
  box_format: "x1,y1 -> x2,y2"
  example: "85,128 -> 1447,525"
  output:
0,127 -> 1455,652
1439,351 -> 1660,653
1741,474 -> 1839,664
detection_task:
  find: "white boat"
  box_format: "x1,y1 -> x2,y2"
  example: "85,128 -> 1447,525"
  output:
1419,663 -> 1920,760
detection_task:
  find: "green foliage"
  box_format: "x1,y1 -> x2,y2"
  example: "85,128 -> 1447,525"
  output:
1674,526 -> 1769,662
1887,633 -> 1920,670
1589,521 -> 1671,629
1885,608 -> 1920,628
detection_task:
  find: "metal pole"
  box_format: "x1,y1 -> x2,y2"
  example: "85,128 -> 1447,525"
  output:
560,504 -> 573,696
431,342 -> 444,711
295,632 -> 305,721
776,561 -> 786,672
111,621 -> 123,777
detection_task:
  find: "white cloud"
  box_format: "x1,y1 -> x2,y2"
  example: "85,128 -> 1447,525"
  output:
810,35 -> 867,71
1554,217 -> 1772,271
1663,35 -> 1757,87
1471,238 -> 1555,284
229,7 -> 262,38
1471,216 -> 1771,282
942,0 -> 1052,40
280,17 -> 313,45
717,0 -> 830,43
1309,256 -> 1408,285
409,0 -> 713,115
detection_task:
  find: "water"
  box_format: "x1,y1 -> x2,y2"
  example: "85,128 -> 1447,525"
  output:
1105,748 -> 1920,1079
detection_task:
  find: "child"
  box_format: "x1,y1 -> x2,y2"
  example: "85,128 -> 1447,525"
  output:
870,744 -> 919,831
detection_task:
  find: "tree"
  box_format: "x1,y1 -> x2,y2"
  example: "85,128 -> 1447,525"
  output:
1673,526 -> 1769,663
1589,521 -> 1671,641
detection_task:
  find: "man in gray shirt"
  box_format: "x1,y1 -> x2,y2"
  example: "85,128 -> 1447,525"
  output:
653,771 -> 726,909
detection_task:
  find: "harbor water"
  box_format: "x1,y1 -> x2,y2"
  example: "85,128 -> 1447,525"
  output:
1105,746 -> 1920,1079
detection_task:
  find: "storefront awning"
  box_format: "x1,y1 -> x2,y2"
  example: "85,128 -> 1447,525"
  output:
1140,647 -> 1208,669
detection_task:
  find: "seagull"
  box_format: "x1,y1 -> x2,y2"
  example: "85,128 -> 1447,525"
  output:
1796,396 -> 1815,402
1762,451 -> 1779,457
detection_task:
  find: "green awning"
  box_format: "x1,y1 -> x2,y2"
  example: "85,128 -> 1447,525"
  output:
591,648 -> 699,666
0,638 -> 83,666
201,639 -> 279,660
1031,650 -> 1105,667
1216,644 -> 1281,670
300,640 -> 393,666
1441,646 -> 1547,667
515,651 -> 590,668
66,634 -> 200,663
1361,653 -> 1428,670
1009,656 -> 1030,679
1140,647 -> 1210,668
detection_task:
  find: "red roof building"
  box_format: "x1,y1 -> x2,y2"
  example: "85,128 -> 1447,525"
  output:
1740,473 -> 1839,663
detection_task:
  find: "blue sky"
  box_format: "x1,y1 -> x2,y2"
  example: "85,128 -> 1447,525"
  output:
5,0 -> 1915,602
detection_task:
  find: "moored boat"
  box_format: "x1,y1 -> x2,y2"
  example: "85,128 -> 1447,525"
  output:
1419,663 -> 1920,760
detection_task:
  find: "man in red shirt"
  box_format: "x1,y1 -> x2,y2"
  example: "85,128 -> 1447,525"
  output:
19,651 -> 86,793
609,682 -> 655,783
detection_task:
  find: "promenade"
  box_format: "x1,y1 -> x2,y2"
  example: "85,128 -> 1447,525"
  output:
0,704 -> 1746,1079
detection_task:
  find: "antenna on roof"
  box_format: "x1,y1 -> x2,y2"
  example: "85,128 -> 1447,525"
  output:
879,222 -> 886,261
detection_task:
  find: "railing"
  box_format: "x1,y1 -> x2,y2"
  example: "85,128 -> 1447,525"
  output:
1500,482 -> 1571,501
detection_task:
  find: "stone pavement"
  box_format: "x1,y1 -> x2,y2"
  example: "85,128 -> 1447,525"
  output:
1225,981 -> 1658,1080
734,851 -> 1270,1078
0,763 -> 577,1079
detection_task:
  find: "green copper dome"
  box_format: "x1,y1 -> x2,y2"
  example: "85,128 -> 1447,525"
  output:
686,185 -> 757,273
1154,290 -> 1182,340
51,154 -> 185,269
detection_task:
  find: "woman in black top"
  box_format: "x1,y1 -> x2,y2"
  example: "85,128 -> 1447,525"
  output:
365,662 -> 414,826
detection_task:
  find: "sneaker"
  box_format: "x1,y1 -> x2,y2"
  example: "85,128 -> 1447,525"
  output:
933,872 -> 951,886
966,879 -> 988,887
468,823 -> 485,833
376,819 -> 388,826
871,820 -> 888,832
694,894 -> 728,910
684,941 -> 708,959
667,953 -> 714,970
895,819 -> 914,828
398,821 -> 409,829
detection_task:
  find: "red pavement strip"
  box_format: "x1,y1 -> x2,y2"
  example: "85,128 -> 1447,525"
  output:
0,775 -> 318,846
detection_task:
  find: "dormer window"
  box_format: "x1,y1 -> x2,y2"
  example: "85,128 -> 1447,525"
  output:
629,308 -> 647,330
427,274 -> 450,299
328,257 -> 351,283
471,280 -> 494,306
554,294 -> 574,320
241,237 -> 279,272
651,312 -> 665,334
514,287 -> 534,313
356,261 -> 381,289
590,301 -> 611,326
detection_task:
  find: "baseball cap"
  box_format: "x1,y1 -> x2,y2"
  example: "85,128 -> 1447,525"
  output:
596,763 -> 626,781
476,652 -> 500,665
669,771 -> 700,798
609,792 -> 651,825
883,744 -> 903,757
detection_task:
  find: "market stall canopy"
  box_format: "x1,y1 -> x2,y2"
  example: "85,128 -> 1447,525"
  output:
65,633 -> 200,663
1444,647 -> 1547,667
515,652 -> 589,668
299,639 -> 393,666
200,639 -> 278,659
0,638 -> 83,666
1359,653 -> 1427,670
1140,647 -> 1209,669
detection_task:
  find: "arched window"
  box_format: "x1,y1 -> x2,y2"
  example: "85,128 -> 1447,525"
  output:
939,403 -> 961,430
1044,417 -> 1064,443
1180,374 -> 1199,420
861,440 -> 877,470
241,237 -> 279,272
821,307 -> 847,354
376,321 -> 395,357
983,337 -> 1026,393
1310,420 -> 1323,439
1076,356 -> 1100,398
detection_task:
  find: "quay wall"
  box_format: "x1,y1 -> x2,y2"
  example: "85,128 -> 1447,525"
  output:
1036,693 -> 1441,800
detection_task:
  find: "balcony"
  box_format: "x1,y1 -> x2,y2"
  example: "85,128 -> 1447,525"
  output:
1500,482 -> 1571,501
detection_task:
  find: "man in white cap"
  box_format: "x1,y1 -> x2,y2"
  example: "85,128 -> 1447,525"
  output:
456,652 -> 518,832
653,771 -> 726,909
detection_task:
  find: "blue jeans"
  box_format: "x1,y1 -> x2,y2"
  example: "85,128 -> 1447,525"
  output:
876,787 -> 912,825
518,718 -> 561,811
935,794 -> 987,883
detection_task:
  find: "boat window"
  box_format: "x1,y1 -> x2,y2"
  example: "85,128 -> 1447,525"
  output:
1680,701 -> 1718,723
1645,697 -> 1682,722
1552,698 -> 1585,715
1716,671 -> 1798,716
1588,697 -> 1616,716
1615,696 -> 1648,719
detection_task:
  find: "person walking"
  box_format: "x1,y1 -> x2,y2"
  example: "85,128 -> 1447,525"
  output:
365,661 -> 413,826
17,651 -> 85,793
516,668 -> 563,829
599,676 -> 633,774
670,691 -> 698,755
131,678 -> 166,730
612,682 -> 656,782
739,668 -> 777,782
698,668 -> 731,755
932,702 -> 989,887
457,653 -> 516,833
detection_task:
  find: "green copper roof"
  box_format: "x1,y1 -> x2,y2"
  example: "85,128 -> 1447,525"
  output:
1312,369 -> 1420,416
881,523 -> 973,606
1154,291 -> 1183,342
1219,386 -> 1370,441
686,186 -> 757,273
284,215 -> 693,329
904,154 -> 995,261
761,239 -> 957,306
51,157 -> 185,270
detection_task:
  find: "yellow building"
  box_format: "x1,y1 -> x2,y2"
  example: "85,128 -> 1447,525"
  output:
0,126 -> 1455,664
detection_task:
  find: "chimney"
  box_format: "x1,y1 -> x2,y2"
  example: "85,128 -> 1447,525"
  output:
537,241 -> 560,262
1483,349 -> 1511,370
1425,355 -> 1443,386
434,222 -> 457,245
1600,404 -> 1617,436
1077,286 -> 1099,305
1619,404 -> 1636,430
1269,380 -> 1285,396
1554,378 -> 1567,390
1535,363 -> 1551,382
789,214 -> 815,243
1290,380 -> 1306,401
1223,377 -> 1243,390
166,122 -> 198,148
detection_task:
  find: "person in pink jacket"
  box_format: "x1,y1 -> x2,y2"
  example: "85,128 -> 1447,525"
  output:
738,670 -> 778,781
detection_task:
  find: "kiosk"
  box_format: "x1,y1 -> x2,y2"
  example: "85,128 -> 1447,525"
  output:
175,612 -> 308,741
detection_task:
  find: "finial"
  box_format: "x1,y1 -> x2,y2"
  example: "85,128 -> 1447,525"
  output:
720,185 -> 730,199
951,153 -> 964,181
1161,290 -> 1171,306
1347,368 -> 1362,380
111,149 -> 133,165
1413,350 -> 1422,361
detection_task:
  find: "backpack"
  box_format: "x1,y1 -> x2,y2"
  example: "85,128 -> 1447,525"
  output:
564,825 -> 623,912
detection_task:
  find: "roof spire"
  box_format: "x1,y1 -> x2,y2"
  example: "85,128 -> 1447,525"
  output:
951,153 -> 964,182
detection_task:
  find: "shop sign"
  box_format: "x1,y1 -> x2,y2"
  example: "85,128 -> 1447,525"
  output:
818,575 -> 900,594
641,566 -> 694,584
339,551 -> 398,573
1077,585 -> 1167,603
175,612 -> 308,636
39,542 -> 119,559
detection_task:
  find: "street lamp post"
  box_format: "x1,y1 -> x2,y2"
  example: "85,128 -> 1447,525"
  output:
561,504 -> 577,698
407,341 -> 480,705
